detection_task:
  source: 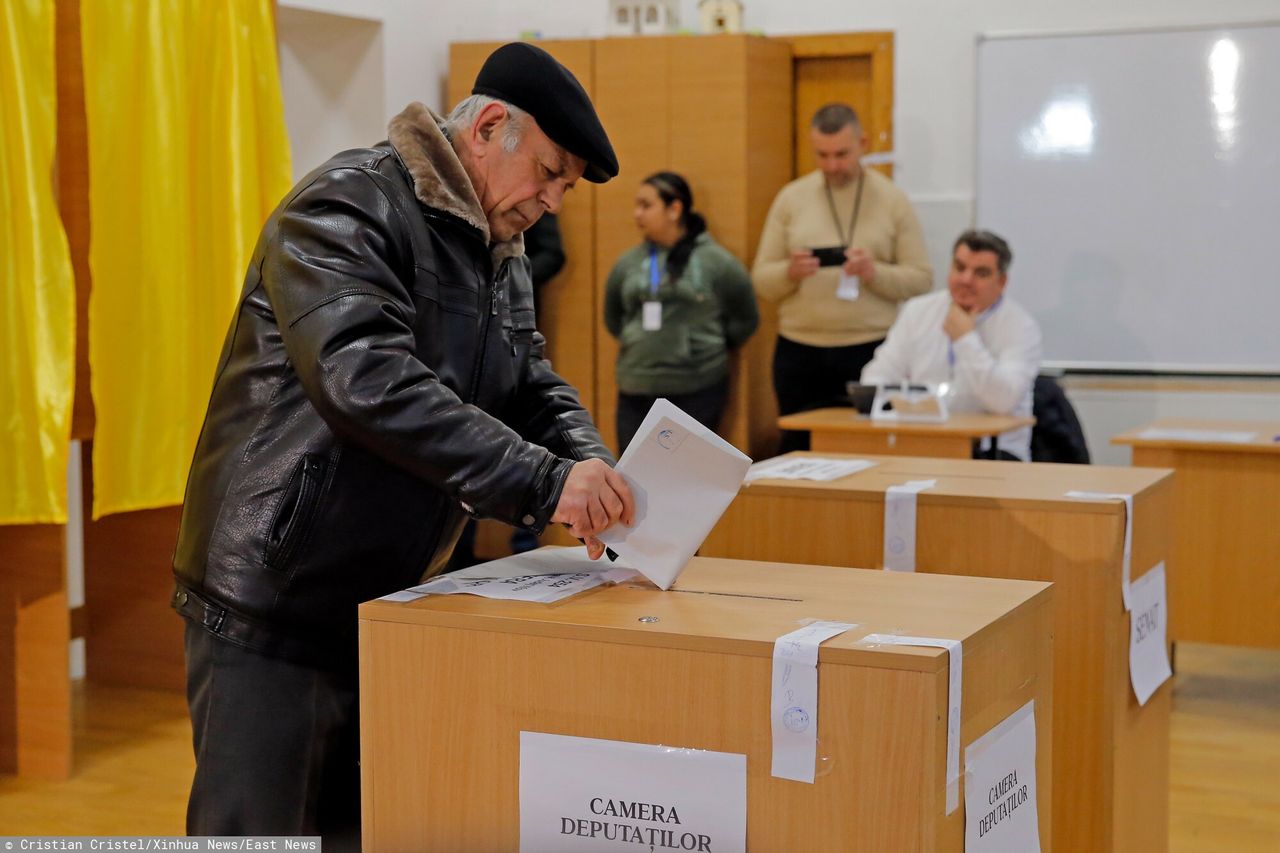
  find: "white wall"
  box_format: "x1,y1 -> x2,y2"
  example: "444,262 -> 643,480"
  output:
276,0 -> 1280,454
278,4 -> 387,181
322,0 -> 1278,186
1064,379 -> 1280,465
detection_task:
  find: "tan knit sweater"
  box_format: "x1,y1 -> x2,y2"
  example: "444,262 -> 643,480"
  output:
752,168 -> 933,346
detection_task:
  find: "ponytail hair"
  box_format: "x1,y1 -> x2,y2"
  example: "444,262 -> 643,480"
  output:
643,171 -> 707,281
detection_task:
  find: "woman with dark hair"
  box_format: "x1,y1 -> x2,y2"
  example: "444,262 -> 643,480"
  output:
604,171 -> 759,452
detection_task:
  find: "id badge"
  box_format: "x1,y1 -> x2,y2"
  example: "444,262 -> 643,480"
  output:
836,272 -> 860,301
642,300 -> 663,331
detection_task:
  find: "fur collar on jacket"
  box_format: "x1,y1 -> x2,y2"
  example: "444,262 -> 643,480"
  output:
387,102 -> 524,265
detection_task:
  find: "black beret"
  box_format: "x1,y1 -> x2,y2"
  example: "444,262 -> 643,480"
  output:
472,42 -> 619,183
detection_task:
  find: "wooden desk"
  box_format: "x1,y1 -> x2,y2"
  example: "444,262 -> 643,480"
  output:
360,555 -> 1053,852
1114,418 -> 1280,648
777,408 -> 1035,458
703,453 -> 1172,853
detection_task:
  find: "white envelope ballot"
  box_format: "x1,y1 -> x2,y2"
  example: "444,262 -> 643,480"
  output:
599,400 -> 751,590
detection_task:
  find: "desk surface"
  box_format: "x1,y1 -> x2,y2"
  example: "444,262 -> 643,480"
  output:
359,556 -> 1050,673
745,452 -> 1171,511
778,407 -> 1035,437
1112,417 -> 1280,454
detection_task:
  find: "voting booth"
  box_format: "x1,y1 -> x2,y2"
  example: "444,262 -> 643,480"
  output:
703,452 -> 1173,853
359,555 -> 1053,851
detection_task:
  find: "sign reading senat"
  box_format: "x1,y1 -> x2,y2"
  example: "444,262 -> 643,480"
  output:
520,732 -> 746,853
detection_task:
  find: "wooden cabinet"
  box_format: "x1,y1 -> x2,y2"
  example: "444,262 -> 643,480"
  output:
451,35 -> 793,460
592,35 -> 793,456
450,35 -> 794,556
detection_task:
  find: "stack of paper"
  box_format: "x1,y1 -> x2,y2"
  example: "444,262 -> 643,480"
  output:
744,456 -> 876,483
598,399 -> 753,590
1136,427 -> 1257,443
377,547 -> 637,605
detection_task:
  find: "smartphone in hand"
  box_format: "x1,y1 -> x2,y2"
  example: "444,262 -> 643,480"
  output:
810,246 -> 847,267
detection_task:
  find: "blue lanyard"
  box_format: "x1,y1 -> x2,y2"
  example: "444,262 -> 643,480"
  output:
648,246 -> 661,297
947,296 -> 1003,368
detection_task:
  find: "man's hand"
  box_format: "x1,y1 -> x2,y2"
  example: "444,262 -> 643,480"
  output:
843,247 -> 877,281
787,249 -> 820,283
944,302 -> 977,341
551,459 -> 635,558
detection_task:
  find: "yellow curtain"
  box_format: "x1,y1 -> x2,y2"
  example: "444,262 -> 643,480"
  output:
0,0 -> 76,524
81,0 -> 291,517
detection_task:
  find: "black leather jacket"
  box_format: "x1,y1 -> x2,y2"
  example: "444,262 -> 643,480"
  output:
172,105 -> 611,665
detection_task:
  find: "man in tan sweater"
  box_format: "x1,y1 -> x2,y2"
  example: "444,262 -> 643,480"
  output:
753,103 -> 932,451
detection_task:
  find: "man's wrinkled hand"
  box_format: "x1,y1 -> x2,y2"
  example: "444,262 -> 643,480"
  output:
551,459 -> 635,552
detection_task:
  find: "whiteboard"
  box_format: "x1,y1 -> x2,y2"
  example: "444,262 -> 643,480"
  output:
976,24 -> 1280,374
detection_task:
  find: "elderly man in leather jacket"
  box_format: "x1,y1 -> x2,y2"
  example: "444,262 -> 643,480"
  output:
171,44 -> 632,845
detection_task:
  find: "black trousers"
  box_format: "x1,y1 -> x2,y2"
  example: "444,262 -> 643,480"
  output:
772,335 -> 884,453
184,622 -> 361,850
616,377 -> 730,454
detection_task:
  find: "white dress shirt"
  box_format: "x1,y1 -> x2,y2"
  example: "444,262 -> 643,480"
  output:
861,290 -> 1043,460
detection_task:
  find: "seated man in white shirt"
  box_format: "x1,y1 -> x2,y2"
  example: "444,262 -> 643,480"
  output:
861,229 -> 1042,460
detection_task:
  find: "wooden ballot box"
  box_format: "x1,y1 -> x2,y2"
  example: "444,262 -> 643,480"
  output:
1114,418 -> 1280,648
703,453 -> 1172,853
359,556 -> 1053,852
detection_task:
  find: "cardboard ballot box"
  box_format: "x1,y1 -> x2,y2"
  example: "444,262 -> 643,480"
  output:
703,453 -> 1173,853
359,555 -> 1053,852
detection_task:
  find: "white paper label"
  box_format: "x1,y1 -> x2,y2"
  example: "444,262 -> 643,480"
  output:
1065,491 -> 1134,610
861,633 -> 963,813
643,300 -> 663,330
964,700 -> 1042,853
836,271 -> 861,301
770,620 -> 857,783
520,732 -> 746,853
1128,562 -> 1173,705
883,479 -> 936,571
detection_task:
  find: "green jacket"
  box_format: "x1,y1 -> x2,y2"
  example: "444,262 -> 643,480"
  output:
604,232 -> 759,395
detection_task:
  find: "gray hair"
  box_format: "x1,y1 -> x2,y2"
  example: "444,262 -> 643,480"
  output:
444,94 -> 528,152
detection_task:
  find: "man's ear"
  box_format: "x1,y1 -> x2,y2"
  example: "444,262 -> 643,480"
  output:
472,101 -> 508,152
